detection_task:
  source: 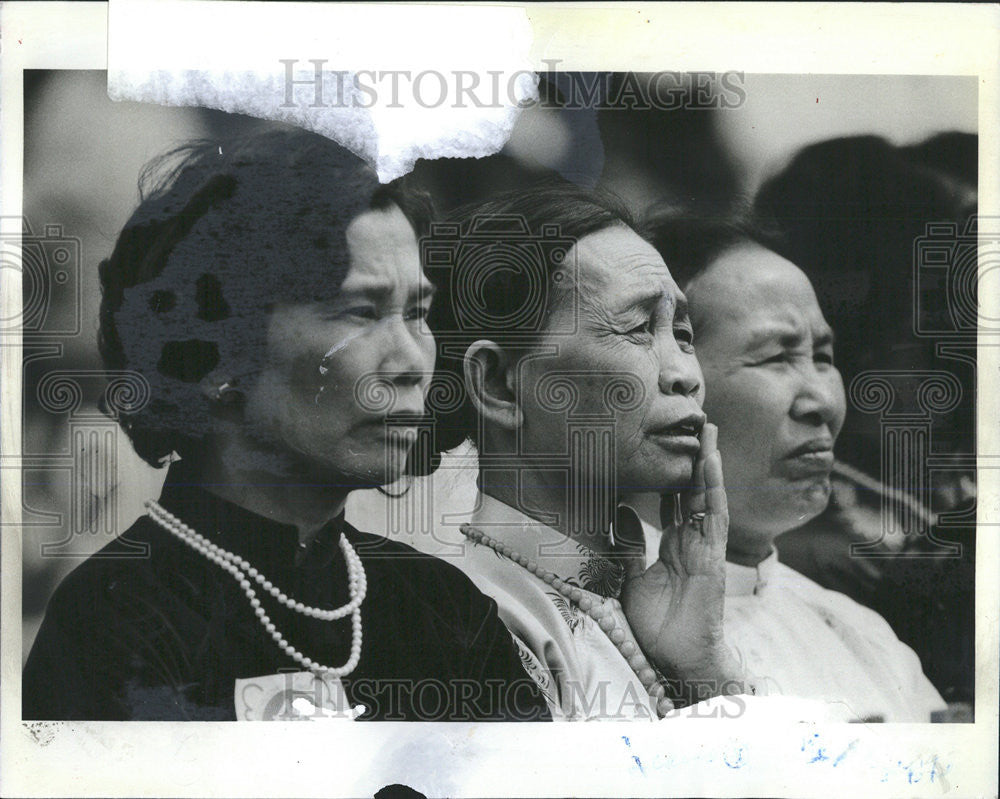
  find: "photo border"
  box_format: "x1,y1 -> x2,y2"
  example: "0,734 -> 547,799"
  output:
2,3 -> 997,797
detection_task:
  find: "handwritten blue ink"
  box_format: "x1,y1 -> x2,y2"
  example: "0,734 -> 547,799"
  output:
620,735 -> 644,775
832,740 -> 858,767
929,755 -> 950,784
723,748 -> 745,769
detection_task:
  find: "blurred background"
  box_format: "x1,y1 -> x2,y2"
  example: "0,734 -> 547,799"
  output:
18,70 -> 977,705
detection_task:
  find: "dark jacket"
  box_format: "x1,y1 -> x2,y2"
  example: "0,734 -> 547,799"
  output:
23,467 -> 550,721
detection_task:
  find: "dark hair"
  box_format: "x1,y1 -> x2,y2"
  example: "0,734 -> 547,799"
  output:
755,135 -> 975,285
753,133 -> 977,360
98,126 -> 433,467
754,134 -> 976,297
901,131 -> 978,188
415,181 -> 638,472
753,132 -> 977,473
640,205 -> 784,296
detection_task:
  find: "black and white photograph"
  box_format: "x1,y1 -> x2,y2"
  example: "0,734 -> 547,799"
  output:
2,3 -> 997,797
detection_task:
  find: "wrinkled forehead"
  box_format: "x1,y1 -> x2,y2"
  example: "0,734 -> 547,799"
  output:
570,225 -> 680,293
688,244 -> 828,337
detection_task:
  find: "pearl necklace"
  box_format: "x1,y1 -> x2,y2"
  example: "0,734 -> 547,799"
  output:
460,524 -> 674,718
146,500 -> 366,677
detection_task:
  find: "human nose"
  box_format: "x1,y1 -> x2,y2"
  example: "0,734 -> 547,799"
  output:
790,366 -> 843,427
381,314 -> 433,387
656,339 -> 702,398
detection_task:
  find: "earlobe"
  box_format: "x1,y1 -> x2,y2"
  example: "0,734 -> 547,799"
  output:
463,341 -> 523,432
201,372 -> 245,408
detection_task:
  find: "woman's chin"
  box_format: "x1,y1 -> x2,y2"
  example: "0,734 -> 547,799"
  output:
789,478 -> 833,519
341,464 -> 405,490
623,461 -> 695,494
746,482 -> 831,535
293,450 -> 400,491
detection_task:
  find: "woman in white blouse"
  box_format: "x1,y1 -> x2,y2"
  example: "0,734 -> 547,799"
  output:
641,211 -> 945,722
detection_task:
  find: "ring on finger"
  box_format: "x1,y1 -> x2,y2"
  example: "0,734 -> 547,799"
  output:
687,511 -> 707,530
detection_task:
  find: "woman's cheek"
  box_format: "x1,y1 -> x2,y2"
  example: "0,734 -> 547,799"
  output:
703,380 -> 744,427
727,371 -> 768,409
830,385 -> 848,438
419,336 -> 437,375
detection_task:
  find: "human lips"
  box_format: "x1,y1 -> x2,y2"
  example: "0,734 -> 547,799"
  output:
647,412 -> 707,453
782,438 -> 835,474
364,410 -> 428,444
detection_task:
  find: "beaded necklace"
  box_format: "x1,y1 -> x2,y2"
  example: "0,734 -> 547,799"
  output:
146,500 -> 366,677
460,523 -> 674,718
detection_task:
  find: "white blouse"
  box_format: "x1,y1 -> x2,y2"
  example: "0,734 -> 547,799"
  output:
721,551 -> 946,722
633,498 -> 946,722
447,493 -> 842,722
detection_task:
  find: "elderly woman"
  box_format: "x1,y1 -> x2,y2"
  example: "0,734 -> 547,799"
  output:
755,136 -> 977,707
421,185 -> 755,721
642,212 -> 945,722
22,128 -> 548,722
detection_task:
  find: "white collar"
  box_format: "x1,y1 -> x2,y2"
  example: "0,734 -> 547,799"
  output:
725,548 -> 780,597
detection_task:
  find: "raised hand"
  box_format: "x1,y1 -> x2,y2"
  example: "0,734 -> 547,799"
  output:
618,423 -> 748,703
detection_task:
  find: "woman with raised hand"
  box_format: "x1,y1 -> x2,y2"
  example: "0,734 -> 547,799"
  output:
420,184 -> 754,720
22,128 -> 549,722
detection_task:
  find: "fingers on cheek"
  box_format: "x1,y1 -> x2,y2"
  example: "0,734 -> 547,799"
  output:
695,454 -> 708,485
703,451 -> 723,488
701,423 -> 718,454
707,485 -> 727,516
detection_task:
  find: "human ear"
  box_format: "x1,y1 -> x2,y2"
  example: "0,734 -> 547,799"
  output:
463,340 -> 523,432
200,371 -> 246,409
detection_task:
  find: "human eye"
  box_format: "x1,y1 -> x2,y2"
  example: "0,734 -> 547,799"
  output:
814,348 -> 835,367
756,351 -> 788,366
674,321 -> 695,352
404,304 -> 430,322
343,304 -> 379,321
623,318 -> 653,341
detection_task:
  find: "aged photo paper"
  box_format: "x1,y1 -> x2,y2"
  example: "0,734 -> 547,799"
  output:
2,2 -> 998,797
